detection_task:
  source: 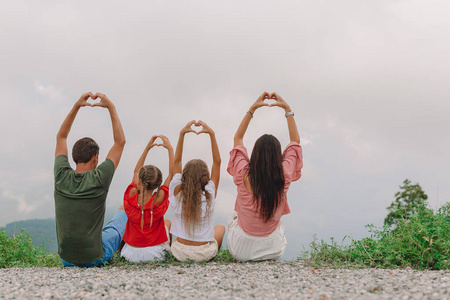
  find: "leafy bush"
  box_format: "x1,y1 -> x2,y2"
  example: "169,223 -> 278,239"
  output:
301,202 -> 450,270
0,229 -> 61,268
385,179 -> 428,226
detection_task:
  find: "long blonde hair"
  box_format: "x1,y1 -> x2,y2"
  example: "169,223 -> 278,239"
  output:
179,159 -> 212,236
138,165 -> 162,230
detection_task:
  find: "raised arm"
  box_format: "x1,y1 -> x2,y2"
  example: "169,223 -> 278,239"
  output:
93,93 -> 126,170
132,136 -> 159,183
159,135 -> 175,187
198,121 -> 221,195
174,120 -> 197,174
270,92 -> 300,144
233,92 -> 270,148
55,92 -> 94,158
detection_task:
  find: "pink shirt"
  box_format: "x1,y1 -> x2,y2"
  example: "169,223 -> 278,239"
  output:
227,142 -> 303,237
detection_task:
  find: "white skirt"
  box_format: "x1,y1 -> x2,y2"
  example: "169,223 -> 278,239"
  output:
121,242 -> 170,262
121,226 -> 171,263
171,239 -> 218,262
226,211 -> 287,262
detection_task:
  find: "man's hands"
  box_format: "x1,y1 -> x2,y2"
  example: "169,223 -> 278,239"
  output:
92,93 -> 114,109
75,92 -> 114,109
75,92 -> 95,108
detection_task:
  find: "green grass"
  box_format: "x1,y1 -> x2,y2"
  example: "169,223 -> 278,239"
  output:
300,202 -> 450,270
0,229 -> 61,268
0,228 -> 235,268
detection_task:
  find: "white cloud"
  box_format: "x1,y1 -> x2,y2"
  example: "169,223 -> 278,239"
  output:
2,189 -> 37,215
34,81 -> 65,104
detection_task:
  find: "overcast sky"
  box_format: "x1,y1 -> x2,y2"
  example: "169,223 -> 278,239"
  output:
1,0 -> 449,260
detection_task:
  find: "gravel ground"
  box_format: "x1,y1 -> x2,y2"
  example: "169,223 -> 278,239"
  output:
1,261 -> 449,299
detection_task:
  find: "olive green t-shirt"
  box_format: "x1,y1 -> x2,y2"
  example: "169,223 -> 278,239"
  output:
54,155 -> 115,265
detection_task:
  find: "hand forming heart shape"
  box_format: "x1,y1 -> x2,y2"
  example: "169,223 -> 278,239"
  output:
262,92 -> 282,106
251,91 -> 289,111
77,92 -> 112,108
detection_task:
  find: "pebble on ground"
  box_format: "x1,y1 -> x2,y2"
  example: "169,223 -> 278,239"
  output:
1,261 -> 449,299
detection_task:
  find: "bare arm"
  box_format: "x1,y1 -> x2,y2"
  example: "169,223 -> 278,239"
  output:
233,92 -> 270,148
174,120 -> 196,174
159,135 -> 175,187
270,92 -> 300,144
93,93 -> 126,170
198,121 -> 221,195
132,136 -> 159,183
55,92 -> 94,158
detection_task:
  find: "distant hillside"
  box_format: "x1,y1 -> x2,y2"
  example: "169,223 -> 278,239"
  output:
1,219 -> 57,252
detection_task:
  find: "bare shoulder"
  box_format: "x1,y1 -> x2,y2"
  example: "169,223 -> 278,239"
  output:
128,187 -> 138,198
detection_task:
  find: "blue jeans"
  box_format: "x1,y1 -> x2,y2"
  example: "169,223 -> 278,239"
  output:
62,210 -> 127,267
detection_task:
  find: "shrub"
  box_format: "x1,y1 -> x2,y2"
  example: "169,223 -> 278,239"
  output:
301,202 -> 450,270
0,229 -> 61,268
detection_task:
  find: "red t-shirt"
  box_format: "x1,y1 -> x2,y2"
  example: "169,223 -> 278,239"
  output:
123,182 -> 169,247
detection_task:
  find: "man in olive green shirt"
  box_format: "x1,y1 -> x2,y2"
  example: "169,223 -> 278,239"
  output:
54,92 -> 126,266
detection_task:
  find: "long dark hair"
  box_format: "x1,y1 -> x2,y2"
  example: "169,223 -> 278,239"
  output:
248,134 -> 285,222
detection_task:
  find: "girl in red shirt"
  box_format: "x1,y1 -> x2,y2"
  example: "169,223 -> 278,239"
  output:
121,135 -> 174,262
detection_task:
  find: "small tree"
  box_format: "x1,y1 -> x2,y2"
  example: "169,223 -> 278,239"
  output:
384,179 -> 428,226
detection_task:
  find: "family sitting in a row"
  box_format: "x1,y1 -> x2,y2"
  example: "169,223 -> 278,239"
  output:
54,92 -> 302,267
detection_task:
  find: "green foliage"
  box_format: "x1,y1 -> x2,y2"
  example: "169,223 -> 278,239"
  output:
301,201 -> 450,270
385,179 -> 428,226
0,229 -> 61,268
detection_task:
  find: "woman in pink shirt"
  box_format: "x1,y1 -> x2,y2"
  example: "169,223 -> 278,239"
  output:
227,92 -> 303,261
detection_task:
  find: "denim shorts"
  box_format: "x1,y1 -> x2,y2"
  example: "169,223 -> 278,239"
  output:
62,210 -> 127,267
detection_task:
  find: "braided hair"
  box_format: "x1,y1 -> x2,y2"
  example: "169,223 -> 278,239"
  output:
138,165 -> 163,230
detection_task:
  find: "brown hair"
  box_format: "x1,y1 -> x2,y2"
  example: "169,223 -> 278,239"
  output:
72,137 -> 99,164
179,159 -> 212,236
138,165 -> 163,230
248,134 -> 285,222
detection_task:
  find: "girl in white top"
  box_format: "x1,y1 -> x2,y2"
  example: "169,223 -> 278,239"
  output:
169,120 -> 225,262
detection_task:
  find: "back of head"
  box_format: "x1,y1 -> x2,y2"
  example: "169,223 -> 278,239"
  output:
180,159 -> 212,235
138,165 -> 163,230
72,137 -> 99,164
248,134 -> 285,222
138,165 -> 163,192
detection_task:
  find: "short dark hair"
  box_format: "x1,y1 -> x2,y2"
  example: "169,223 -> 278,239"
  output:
72,137 -> 99,164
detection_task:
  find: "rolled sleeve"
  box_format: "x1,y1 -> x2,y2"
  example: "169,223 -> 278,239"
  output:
282,142 -> 303,184
227,146 -> 250,186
